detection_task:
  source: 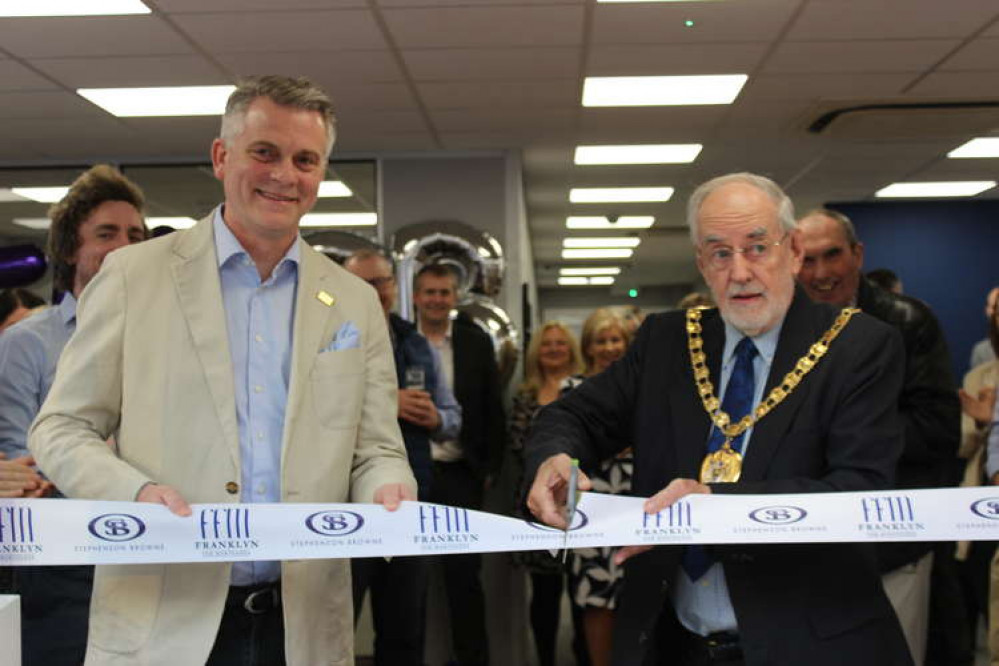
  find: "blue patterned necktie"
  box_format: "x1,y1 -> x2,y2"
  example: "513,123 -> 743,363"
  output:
682,336 -> 758,582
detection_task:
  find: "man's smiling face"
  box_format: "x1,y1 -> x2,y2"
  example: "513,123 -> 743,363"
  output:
211,96 -> 328,246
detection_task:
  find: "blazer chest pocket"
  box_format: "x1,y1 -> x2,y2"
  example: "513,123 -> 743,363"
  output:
311,348 -> 365,429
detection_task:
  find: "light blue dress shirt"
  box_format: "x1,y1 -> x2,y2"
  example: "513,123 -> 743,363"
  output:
0,294 -> 76,460
672,317 -> 783,635
213,208 -> 299,585
429,346 -> 462,441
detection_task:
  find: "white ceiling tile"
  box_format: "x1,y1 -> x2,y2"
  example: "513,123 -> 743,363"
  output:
158,0 -> 364,10
592,0 -> 800,46
765,40 -> 958,74
403,47 -> 580,81
906,71 -> 999,97
379,0 -> 582,5
335,131 -> 439,151
216,50 -> 403,84
31,55 -> 225,88
0,60 -> 60,91
419,80 -> 578,110
578,107 -> 728,139
431,108 -> 575,133
172,10 -> 386,53
336,110 -> 429,134
587,43 -> 769,76
383,6 -> 584,48
0,16 -> 193,58
940,38 -> 999,71
0,91 -> 111,119
739,73 -> 916,102
787,0 -> 999,40
321,83 -> 418,112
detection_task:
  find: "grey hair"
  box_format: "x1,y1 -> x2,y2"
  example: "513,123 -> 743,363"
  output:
686,172 -> 796,244
219,75 -> 337,157
799,207 -> 859,247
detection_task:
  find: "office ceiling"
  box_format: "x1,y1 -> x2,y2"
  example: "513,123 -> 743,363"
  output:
1,0 -> 998,291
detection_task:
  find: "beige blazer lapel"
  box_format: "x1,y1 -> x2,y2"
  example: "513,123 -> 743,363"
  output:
170,215 -> 240,470
281,242 -> 343,460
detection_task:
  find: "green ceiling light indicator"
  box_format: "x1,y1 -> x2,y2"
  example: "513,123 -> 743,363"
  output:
684,19 -> 695,27
628,288 -> 639,298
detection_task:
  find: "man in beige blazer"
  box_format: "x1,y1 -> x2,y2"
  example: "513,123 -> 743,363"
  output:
29,75 -> 416,666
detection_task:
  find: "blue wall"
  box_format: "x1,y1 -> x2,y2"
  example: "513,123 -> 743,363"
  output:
828,199 -> 999,381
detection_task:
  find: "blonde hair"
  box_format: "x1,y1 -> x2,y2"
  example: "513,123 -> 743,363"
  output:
520,321 -> 582,395
580,309 -> 632,375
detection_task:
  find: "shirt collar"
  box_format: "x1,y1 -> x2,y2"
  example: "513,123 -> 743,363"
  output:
418,318 -> 453,343
722,315 -> 783,369
212,205 -> 301,273
58,292 -> 77,327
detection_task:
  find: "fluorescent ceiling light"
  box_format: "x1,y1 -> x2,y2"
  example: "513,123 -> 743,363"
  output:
875,181 -> 997,198
559,267 -> 622,276
570,187 -> 673,203
318,181 -> 352,198
562,248 -> 634,259
147,217 -> 197,229
300,212 -> 378,227
0,0 -> 150,16
77,85 -> 235,117
574,144 -> 702,165
0,189 -> 29,202
12,218 -> 51,230
558,277 -> 589,286
557,276 -> 617,286
567,216 -> 654,229
582,75 -> 747,107
11,186 -> 69,203
948,138 -> 999,159
563,237 -> 641,248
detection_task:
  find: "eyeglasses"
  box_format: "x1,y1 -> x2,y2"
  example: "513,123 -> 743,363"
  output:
364,276 -> 395,288
699,232 -> 789,271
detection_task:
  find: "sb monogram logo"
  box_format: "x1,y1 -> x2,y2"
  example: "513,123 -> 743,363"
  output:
88,514 -> 146,542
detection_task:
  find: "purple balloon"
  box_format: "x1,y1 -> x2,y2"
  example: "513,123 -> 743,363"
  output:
0,245 -> 46,288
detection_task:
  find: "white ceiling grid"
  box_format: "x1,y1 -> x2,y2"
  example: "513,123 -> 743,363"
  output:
0,0 -> 995,289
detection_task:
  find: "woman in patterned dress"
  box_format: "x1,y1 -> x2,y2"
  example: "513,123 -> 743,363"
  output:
510,321 -> 583,666
571,309 -> 633,666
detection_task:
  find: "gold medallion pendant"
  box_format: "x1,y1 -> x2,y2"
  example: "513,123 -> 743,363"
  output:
700,441 -> 743,483
685,306 -> 858,485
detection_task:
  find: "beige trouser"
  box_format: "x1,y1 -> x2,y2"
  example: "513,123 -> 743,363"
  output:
882,552 -> 934,666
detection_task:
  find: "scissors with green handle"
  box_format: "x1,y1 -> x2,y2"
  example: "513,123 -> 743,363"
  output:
562,458 -> 580,562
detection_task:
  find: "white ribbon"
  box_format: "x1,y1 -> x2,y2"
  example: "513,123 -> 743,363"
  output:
2,487 -> 998,566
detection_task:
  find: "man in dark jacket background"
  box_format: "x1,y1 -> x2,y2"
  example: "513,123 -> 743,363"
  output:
345,249 -> 461,666
797,209 -> 964,666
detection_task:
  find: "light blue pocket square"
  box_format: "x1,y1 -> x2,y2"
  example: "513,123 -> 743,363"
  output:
324,321 -> 361,352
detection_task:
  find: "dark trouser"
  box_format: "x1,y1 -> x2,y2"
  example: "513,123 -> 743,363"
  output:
529,572 -> 562,666
960,540 -> 997,649
14,564 -> 93,666
926,544 -> 974,666
431,460 -> 489,666
643,610 -> 744,666
352,556 -> 430,666
206,582 -> 285,666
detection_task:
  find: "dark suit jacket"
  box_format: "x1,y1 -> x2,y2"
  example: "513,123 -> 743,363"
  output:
856,279 -> 961,571
525,289 -> 912,666
450,312 -> 506,480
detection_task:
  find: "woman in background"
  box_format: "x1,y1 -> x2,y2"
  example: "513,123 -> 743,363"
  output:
959,300 -> 999,662
0,288 -> 45,333
510,321 -> 584,666
571,309 -> 633,666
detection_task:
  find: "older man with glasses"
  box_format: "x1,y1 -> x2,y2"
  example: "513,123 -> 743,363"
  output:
524,172 -> 913,666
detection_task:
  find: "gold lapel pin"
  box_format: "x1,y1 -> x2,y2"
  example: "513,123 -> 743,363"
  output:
316,290 -> 335,307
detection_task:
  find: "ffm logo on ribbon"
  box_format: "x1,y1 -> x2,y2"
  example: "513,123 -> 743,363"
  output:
414,505 -> 479,548
199,507 -> 251,540
0,506 -> 34,544
858,495 -> 923,537
636,501 -> 699,540
643,502 -> 692,529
